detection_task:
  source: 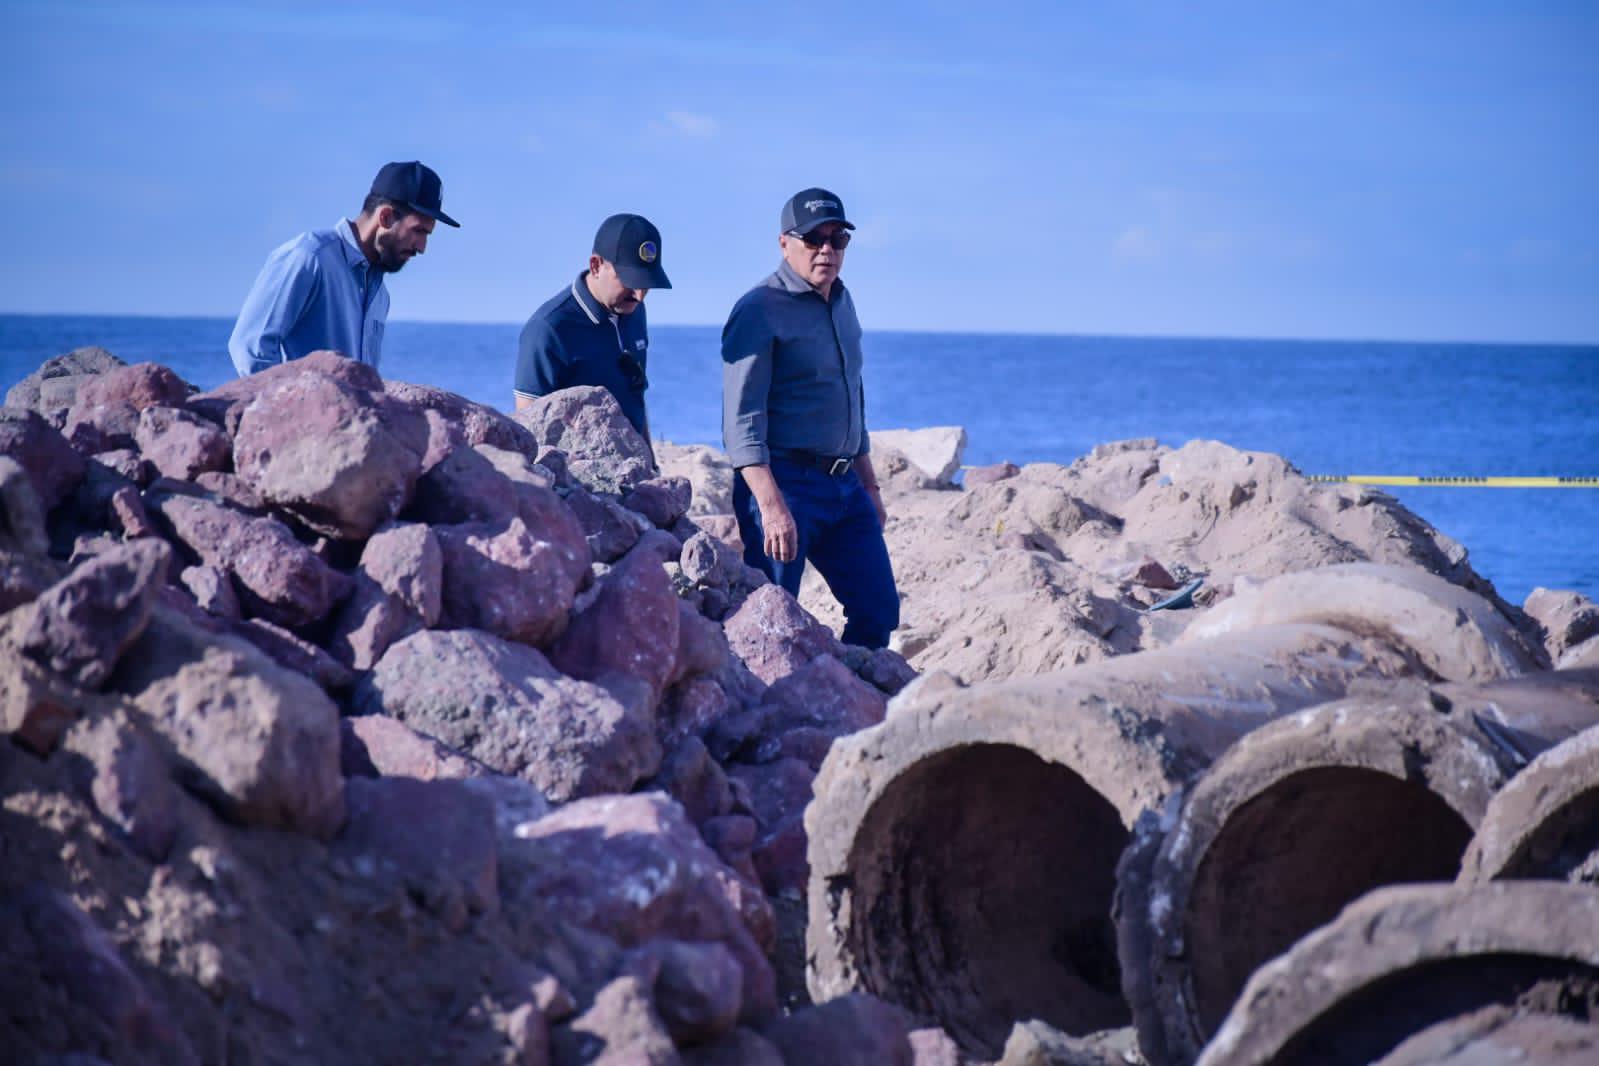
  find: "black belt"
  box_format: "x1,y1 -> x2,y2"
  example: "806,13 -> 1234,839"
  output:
774,450 -> 854,476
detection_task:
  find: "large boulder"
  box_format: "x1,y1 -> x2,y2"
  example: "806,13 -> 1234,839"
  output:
0,407 -> 85,512
147,491 -> 351,629
232,368 -> 425,539
512,385 -> 655,494
4,345 -> 125,425
133,406 -> 230,481
549,538 -> 681,708
722,584 -> 843,685
436,517 -> 580,647
16,538 -> 172,687
108,604 -> 346,838
871,426 -> 968,487
354,628 -> 660,801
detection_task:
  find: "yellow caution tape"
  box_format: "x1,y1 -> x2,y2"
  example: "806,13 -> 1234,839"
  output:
1308,475 -> 1599,488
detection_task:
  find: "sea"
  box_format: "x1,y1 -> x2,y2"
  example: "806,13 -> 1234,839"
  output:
2,313 -> 1596,605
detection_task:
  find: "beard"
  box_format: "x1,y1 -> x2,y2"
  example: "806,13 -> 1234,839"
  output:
374,231 -> 411,273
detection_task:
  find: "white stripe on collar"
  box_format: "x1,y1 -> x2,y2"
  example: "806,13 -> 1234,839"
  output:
571,278 -> 602,325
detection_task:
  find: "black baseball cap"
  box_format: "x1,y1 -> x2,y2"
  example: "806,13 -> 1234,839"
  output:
781,187 -> 854,237
593,213 -> 672,290
370,161 -> 460,228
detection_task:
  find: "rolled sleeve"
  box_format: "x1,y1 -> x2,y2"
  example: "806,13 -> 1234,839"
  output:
515,319 -> 569,401
228,240 -> 320,377
721,301 -> 774,467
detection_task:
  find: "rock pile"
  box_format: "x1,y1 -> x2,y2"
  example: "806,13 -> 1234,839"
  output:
2,350 -> 919,1064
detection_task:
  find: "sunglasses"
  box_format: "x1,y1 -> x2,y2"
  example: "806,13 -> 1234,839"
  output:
619,352 -> 649,392
789,228 -> 852,251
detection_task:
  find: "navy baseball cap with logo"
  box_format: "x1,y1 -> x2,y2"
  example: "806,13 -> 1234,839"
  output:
781,187 -> 855,236
593,213 -> 672,290
370,161 -> 460,227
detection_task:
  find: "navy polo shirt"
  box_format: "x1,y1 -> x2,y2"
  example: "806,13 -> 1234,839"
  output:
515,272 -> 650,435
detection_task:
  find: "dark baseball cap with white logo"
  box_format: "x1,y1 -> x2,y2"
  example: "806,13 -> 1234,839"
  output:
593,213 -> 671,290
780,187 -> 855,236
370,161 -> 460,227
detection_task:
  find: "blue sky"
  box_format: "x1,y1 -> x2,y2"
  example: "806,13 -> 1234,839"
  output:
3,1 -> 1596,342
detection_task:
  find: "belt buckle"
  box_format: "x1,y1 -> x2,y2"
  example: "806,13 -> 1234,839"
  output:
828,457 -> 852,477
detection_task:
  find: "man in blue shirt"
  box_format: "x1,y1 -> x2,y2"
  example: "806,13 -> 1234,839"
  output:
721,188 -> 899,649
228,161 -> 460,376
514,214 -> 671,441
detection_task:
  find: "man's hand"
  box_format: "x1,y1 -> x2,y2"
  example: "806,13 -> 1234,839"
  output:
740,464 -> 799,562
857,455 -> 887,527
866,484 -> 887,527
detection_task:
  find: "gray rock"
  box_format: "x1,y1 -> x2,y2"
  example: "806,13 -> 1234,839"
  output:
512,385 -> 655,495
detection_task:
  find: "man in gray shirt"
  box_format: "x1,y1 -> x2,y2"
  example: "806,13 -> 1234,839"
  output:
721,187 -> 899,649
228,161 -> 459,376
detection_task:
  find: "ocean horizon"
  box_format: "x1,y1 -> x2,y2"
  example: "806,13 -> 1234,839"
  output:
4,312 -> 1596,606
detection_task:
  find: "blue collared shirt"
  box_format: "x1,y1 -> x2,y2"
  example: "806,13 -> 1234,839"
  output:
228,218 -> 389,376
721,259 -> 868,468
515,272 -> 651,435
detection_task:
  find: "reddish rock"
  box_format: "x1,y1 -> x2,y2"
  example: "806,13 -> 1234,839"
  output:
651,736 -> 735,825
133,406 -> 230,481
622,476 -> 693,529
62,398 -> 139,454
0,551 -> 59,616
232,369 -> 424,540
340,714 -> 490,780
337,777 -> 499,932
506,479 -> 592,590
653,939 -> 745,1044
658,677 -> 735,749
407,444 -> 519,526
550,540 -> 680,705
73,362 -> 191,413
1131,554 -> 1179,590
673,601 -> 731,684
475,442 -> 556,490
0,455 -> 49,555
147,492 -> 350,629
726,757 -> 818,894
110,604 -> 346,838
0,646 -> 83,754
382,380 -> 542,455
723,584 -> 843,685
504,793 -> 778,1025
857,647 -> 918,695
0,407 -> 86,511
683,1028 -> 786,1066
62,707 -> 179,863
964,461 -> 1020,485
763,993 -> 915,1066
232,617 -> 356,693
358,522 -> 442,624
178,564 -> 239,619
0,885 -> 199,1065
109,486 -> 157,538
512,385 -> 655,495
188,349 -> 383,430
437,517 -> 579,648
90,447 -> 153,487
701,814 -> 761,885
19,538 -> 173,688
762,655 -> 888,737
355,629 -> 659,802
564,486 -> 645,563
327,579 -> 421,670
192,471 -> 267,512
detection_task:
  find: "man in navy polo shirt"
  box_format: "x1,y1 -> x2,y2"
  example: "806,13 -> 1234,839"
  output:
721,187 -> 899,649
229,161 -> 460,376
514,214 -> 671,445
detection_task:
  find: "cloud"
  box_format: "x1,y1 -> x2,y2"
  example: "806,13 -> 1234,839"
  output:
650,111 -> 719,139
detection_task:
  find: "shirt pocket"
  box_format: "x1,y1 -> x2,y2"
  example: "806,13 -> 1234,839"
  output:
364,319 -> 385,363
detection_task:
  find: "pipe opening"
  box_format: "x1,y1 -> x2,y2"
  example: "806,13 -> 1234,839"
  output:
845,743 -> 1130,1056
1501,790 -> 1599,882
1273,954 -> 1599,1066
1187,767 -> 1473,1037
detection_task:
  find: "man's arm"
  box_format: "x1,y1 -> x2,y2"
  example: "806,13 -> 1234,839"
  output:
737,463 -> 799,562
513,319 -> 568,411
228,241 -> 319,377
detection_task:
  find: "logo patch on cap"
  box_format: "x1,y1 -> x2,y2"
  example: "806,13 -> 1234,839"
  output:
804,199 -> 840,213
638,241 -> 659,264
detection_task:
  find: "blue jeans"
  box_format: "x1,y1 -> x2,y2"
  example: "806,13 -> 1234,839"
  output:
733,457 -> 900,649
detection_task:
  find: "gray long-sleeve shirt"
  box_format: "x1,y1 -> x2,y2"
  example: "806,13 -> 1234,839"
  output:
720,260 -> 869,468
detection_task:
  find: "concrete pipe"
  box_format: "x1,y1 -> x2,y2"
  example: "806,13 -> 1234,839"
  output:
1462,682 -> 1599,885
1196,881 -> 1599,1066
1180,562 -> 1548,683
1125,669 -> 1599,1064
805,622 -> 1424,1058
